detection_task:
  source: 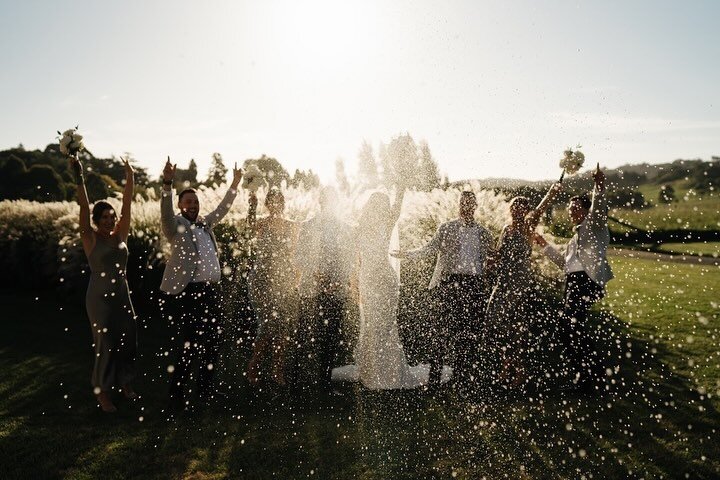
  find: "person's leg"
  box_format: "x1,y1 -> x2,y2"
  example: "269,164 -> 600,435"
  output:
452,276 -> 483,387
318,293 -> 343,390
168,288 -> 199,404
197,284 -> 222,401
428,282 -> 451,385
562,272 -> 602,385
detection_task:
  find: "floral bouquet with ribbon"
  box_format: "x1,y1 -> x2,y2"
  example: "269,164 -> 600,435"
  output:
558,146 -> 585,182
57,126 -> 85,157
242,164 -> 267,192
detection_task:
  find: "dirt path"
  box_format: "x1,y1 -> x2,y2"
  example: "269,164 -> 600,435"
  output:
609,247 -> 720,266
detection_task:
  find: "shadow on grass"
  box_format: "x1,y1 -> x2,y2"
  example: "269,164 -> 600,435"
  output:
1,289 -> 719,479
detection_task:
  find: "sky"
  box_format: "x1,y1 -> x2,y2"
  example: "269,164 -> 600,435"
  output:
1,0 -> 718,183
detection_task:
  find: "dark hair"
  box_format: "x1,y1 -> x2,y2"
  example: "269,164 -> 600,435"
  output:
460,191 -> 476,201
91,201 -> 115,225
265,188 -> 285,206
178,188 -> 197,202
510,196 -> 530,209
570,193 -> 592,210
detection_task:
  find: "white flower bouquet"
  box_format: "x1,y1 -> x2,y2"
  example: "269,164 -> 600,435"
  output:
57,126 -> 85,157
559,146 -> 585,182
242,164 -> 267,192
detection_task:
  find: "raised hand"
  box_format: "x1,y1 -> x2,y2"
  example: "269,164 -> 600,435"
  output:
592,163 -> 605,191
532,232 -> 548,247
231,162 -> 243,188
162,156 -> 176,187
389,250 -> 407,259
248,191 -> 258,209
69,156 -> 83,180
122,156 -> 134,178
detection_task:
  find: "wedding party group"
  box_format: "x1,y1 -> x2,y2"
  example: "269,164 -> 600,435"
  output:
69,153 -> 612,414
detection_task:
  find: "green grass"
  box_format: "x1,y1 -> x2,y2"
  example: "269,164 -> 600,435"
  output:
612,180 -> 720,232
1,257 -> 719,479
656,241 -> 720,257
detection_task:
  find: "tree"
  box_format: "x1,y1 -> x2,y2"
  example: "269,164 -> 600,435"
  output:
378,141 -> 393,187
289,169 -> 320,189
658,184 -> 675,204
386,133 -> 418,188
0,155 -> 28,199
22,164 -> 66,201
206,152 -> 227,186
357,140 -> 379,188
608,189 -> 647,209
85,172 -> 119,202
243,155 -> 289,188
416,140 -> 441,191
335,158 -> 349,192
175,159 -> 199,188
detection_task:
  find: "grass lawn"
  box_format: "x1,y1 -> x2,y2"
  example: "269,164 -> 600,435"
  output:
611,181 -> 720,232
1,256 -> 719,479
656,241 -> 720,257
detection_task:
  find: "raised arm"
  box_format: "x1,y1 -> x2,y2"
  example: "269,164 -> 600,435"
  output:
246,192 -> 258,234
588,165 -> 608,227
389,183 -> 407,227
205,162 -> 243,226
526,182 -> 562,230
71,157 -> 95,257
532,232 -> 565,269
114,157 -> 134,242
160,157 -> 179,240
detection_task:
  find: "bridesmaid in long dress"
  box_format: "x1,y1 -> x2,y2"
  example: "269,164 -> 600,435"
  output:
484,183 -> 562,390
71,156 -> 137,412
246,188 -> 299,386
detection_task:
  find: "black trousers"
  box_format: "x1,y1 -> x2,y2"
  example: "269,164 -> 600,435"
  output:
429,274 -> 485,385
294,291 -> 344,390
561,271 -> 604,383
166,282 -> 222,402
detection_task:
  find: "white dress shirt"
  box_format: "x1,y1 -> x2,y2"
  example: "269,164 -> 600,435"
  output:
564,236 -> 586,274
190,224 -> 221,283
453,224 -> 484,275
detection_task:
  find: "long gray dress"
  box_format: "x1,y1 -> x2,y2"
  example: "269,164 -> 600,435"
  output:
86,236 -> 137,391
484,226 -> 534,366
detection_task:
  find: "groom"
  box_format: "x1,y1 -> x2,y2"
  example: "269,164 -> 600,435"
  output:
535,166 -> 613,389
294,187 -> 353,390
159,157 -> 243,409
393,191 -> 494,386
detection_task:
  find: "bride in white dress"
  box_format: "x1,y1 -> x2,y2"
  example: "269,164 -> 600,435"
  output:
332,186 -> 450,390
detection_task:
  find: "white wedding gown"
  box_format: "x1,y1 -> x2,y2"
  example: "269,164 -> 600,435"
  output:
331,220 -> 450,390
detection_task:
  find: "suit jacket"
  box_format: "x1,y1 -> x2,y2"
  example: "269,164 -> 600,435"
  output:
407,219 -> 494,289
295,213 -> 353,297
543,185 -> 614,286
159,187 -> 238,294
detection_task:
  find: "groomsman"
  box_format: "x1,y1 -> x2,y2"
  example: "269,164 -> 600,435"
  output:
393,191 -> 494,386
159,157 -> 243,408
294,187 -> 353,390
535,166 -> 613,389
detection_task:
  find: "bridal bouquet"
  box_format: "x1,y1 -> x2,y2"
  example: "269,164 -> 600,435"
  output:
242,164 -> 267,192
57,127 -> 85,156
559,146 -> 585,181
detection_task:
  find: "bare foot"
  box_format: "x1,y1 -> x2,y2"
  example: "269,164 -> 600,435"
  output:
96,392 -> 117,413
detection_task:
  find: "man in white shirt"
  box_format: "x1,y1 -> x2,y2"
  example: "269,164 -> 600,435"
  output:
293,187 -> 353,391
535,166 -> 613,390
393,191 -> 494,386
159,157 -> 243,409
